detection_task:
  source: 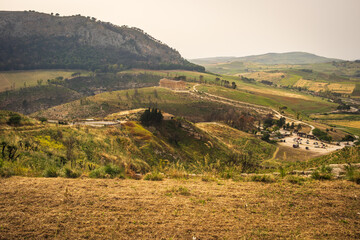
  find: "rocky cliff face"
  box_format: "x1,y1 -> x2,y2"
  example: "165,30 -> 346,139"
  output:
0,11 -> 203,71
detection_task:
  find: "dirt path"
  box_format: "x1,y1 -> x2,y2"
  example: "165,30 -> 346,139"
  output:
191,84 -> 315,134
268,147 -> 280,161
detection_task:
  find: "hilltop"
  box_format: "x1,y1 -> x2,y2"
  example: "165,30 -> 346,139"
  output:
0,11 -> 203,72
191,52 -> 342,65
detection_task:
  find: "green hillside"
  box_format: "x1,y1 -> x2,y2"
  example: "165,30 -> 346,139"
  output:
0,110 -> 275,178
0,11 -> 203,72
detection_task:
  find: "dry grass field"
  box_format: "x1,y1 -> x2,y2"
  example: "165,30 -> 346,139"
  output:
0,70 -> 88,92
239,72 -> 286,84
0,177 -> 359,239
294,79 -> 355,94
326,120 -> 360,129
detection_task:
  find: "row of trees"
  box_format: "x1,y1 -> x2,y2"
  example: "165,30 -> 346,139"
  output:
140,108 -> 163,126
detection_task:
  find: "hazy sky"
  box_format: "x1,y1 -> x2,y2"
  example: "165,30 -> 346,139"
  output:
2,0 -> 360,60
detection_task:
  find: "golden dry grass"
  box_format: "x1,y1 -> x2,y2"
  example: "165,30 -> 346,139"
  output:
294,79 -> 355,94
0,70 -> 88,92
0,177 -> 359,239
240,71 -> 285,83
326,120 -> 360,129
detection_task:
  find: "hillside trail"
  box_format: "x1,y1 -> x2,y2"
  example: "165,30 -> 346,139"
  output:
189,84 -> 315,134
267,147 -> 280,161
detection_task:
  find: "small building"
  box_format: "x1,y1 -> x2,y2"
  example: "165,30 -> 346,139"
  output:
159,78 -> 186,90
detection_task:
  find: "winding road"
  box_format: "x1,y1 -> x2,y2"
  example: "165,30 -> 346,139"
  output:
189,84 -> 315,134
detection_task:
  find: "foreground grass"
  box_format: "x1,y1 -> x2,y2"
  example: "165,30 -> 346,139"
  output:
0,177 -> 359,239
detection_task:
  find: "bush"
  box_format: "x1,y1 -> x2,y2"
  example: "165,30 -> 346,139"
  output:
201,174 -> 217,182
286,175 -> 307,185
279,166 -> 286,178
168,186 -> 190,196
43,167 -> 58,178
311,165 -> 333,180
144,171 -> 164,181
63,167 -> 81,178
312,128 -> 332,142
0,166 -> 14,178
345,164 -> 360,184
166,168 -> 189,179
250,174 -> 276,183
89,164 -> 125,179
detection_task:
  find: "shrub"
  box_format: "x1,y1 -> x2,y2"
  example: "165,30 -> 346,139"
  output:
89,164 -> 125,179
166,168 -> 189,179
43,167 -> 58,178
63,167 -> 81,178
312,128 -> 332,142
279,166 -> 287,178
345,164 -> 360,184
168,186 -> 190,196
286,175 -> 307,185
0,166 -> 14,178
144,171 -> 164,181
250,174 -> 276,183
201,174 -> 217,182
231,175 -> 245,182
311,165 -> 333,180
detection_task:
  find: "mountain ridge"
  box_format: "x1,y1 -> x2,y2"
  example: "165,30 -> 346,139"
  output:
190,52 -> 343,65
0,11 -> 204,72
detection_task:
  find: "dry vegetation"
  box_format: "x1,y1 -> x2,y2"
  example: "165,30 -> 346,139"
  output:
0,177 -> 359,239
0,70 -> 87,92
326,120 -> 360,129
294,79 -> 355,94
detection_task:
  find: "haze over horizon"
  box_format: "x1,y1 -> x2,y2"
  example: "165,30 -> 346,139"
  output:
2,0 -> 360,60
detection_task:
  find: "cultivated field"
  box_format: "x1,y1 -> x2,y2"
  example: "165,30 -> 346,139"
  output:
0,177 -> 359,239
0,70 -> 89,92
294,79 -> 355,94
196,84 -> 337,115
325,121 -> 360,129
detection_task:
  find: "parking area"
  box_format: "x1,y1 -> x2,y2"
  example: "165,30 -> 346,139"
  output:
278,135 -> 345,155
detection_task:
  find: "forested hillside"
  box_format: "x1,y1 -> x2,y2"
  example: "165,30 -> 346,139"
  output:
0,11 -> 204,72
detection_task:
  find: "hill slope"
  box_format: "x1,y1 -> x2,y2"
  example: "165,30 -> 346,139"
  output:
0,11 -> 203,72
191,52 -> 342,65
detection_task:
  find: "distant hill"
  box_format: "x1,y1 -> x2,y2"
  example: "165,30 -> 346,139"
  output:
0,11 -> 204,72
191,52 -> 342,65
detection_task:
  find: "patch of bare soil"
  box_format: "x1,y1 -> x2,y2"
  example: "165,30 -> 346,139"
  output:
0,177 -> 359,239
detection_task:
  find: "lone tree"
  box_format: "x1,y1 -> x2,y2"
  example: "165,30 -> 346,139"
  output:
140,108 -> 163,126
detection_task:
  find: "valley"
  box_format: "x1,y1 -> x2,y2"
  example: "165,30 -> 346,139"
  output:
0,9 -> 359,240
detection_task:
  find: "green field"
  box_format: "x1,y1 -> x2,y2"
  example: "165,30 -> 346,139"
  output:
0,69 -> 89,92
121,68 -> 240,85
0,109 -> 277,178
197,84 -> 337,116
32,86 -> 261,122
